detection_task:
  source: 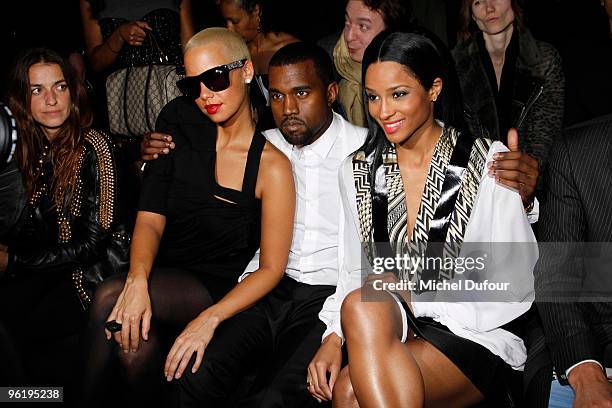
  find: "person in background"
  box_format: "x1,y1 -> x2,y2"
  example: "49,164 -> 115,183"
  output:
80,0 -> 194,72
318,0 -> 412,127
216,0 -> 299,130
452,0 -> 563,202
0,47 -> 129,396
81,28 -> 294,406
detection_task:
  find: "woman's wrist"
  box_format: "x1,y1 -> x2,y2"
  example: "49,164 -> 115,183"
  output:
200,306 -> 224,328
107,30 -> 125,53
322,333 -> 343,348
126,267 -> 149,284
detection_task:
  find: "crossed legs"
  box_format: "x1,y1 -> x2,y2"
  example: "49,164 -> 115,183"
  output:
333,288 -> 483,408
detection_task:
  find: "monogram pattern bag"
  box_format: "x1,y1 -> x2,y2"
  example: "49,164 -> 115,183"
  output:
106,32 -> 183,137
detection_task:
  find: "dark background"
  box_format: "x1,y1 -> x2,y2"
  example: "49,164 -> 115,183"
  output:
0,0 -> 608,121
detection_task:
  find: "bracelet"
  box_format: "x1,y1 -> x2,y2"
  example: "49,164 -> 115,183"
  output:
105,41 -> 120,54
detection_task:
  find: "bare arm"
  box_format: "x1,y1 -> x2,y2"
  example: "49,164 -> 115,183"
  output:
80,0 -> 151,71
105,211 -> 166,352
179,0 -> 195,50
128,211 -> 166,280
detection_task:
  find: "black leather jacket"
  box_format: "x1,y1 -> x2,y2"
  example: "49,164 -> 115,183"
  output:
6,129 -> 131,305
452,28 -> 564,173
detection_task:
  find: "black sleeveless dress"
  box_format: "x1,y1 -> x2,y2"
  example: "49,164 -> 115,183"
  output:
138,97 -> 265,300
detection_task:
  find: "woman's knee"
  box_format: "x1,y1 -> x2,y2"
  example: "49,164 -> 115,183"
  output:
332,368 -> 356,407
90,275 -> 125,321
340,288 -> 395,337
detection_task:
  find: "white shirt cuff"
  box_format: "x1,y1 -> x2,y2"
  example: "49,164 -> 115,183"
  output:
566,359 -> 604,379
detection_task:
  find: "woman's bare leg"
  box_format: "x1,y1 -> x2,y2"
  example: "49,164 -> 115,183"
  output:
340,288 -> 484,408
332,366 -> 360,408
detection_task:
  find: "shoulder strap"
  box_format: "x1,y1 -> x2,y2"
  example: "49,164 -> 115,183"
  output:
84,129 -> 117,230
241,131 -> 267,196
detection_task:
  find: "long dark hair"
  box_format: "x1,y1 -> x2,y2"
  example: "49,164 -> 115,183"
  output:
360,29 -> 466,180
6,48 -> 92,206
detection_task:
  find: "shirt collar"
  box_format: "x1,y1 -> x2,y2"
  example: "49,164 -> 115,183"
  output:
292,112 -> 340,159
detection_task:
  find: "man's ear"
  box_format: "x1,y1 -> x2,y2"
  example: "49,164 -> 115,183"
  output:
327,82 -> 339,106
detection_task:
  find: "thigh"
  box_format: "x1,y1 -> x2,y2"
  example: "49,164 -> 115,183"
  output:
178,305 -> 273,404
146,266 -> 216,325
407,338 -> 484,408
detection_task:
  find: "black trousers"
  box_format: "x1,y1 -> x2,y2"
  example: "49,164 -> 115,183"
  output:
177,276 -> 335,408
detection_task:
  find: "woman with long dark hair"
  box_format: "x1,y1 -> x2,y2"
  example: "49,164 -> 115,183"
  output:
452,0 -> 563,204
308,30 -> 537,406
0,47 -> 129,386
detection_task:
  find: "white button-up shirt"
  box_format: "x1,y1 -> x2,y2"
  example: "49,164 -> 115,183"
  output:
241,112 -> 367,285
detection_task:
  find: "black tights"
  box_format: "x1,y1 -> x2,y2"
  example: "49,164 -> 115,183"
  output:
81,267 -> 216,407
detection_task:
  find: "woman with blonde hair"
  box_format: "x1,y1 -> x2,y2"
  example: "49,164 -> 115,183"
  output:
82,28 -> 295,405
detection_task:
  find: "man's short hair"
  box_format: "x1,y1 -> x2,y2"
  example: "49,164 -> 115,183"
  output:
269,42 -> 335,87
185,27 -> 250,62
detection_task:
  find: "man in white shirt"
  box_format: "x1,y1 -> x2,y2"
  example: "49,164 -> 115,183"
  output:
141,42 -> 366,407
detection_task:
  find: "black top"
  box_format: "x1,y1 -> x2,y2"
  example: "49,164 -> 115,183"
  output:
477,30 -> 519,145
139,97 -> 265,286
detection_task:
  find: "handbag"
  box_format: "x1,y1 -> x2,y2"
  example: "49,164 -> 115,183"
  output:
106,31 -> 183,137
72,228 -> 131,310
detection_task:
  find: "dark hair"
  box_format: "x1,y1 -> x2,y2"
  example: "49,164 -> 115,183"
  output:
218,0 -> 285,34
87,0 -> 182,19
360,29 -> 466,179
6,47 -> 92,206
268,42 -> 335,87
360,0 -> 413,31
457,0 -> 524,42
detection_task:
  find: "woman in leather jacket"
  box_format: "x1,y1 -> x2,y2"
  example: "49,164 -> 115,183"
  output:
0,48 -> 129,386
452,0 -> 564,200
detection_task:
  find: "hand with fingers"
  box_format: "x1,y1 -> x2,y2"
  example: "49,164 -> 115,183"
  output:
307,333 -> 343,403
105,274 -> 152,353
141,132 -> 175,161
488,128 -> 540,208
164,310 -> 220,382
118,21 -> 153,47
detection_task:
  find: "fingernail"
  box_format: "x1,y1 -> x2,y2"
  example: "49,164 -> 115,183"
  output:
163,148 -> 169,153
167,376 -> 172,382
153,154 -> 158,159
488,170 -> 495,177
493,153 -> 501,160
132,349 -> 136,353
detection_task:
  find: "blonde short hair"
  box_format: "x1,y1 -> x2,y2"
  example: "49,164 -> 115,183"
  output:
185,27 -> 251,62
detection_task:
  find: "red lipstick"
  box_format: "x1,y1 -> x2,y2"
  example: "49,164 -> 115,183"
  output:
205,104 -> 222,114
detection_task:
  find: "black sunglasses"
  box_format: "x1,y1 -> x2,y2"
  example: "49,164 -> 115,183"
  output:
177,59 -> 247,97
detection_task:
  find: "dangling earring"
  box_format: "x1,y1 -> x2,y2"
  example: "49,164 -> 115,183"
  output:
257,20 -> 263,33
